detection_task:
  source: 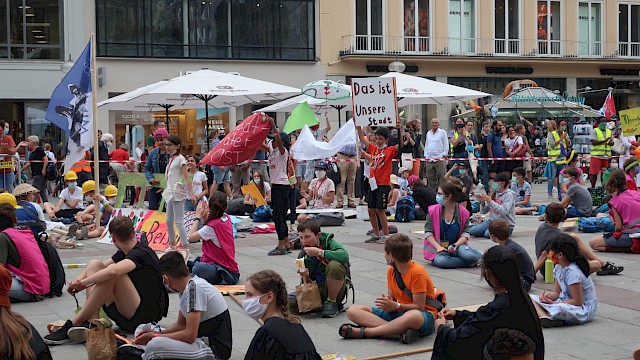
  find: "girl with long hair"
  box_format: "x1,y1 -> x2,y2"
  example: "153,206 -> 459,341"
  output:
531,234 -> 598,327
163,135 -> 195,252
243,270 -> 321,360
432,246 -> 544,359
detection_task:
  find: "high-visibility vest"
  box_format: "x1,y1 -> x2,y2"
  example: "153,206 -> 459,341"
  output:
70,151 -> 92,173
547,131 -> 568,162
590,128 -> 612,157
449,131 -> 460,157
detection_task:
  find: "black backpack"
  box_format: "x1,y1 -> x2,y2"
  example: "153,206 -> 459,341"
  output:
395,196 -> 416,222
36,233 -> 66,297
45,162 -> 56,181
327,162 -> 341,187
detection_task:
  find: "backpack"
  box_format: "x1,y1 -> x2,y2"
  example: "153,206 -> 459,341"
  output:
393,265 -> 446,311
314,212 -> 345,226
251,205 -> 273,222
36,233 -> 65,297
395,196 -> 416,222
327,161 -> 341,187
45,161 -> 56,181
577,217 -> 614,233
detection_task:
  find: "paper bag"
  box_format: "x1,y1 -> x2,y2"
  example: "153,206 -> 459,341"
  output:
296,280 -> 322,313
86,326 -> 117,360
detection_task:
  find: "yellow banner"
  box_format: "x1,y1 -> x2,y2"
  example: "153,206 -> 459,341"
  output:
620,107 -> 640,137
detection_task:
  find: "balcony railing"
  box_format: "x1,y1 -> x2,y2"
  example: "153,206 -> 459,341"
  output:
341,35 -> 640,59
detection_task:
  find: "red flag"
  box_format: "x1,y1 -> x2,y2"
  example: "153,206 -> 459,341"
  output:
201,112 -> 272,166
599,90 -> 616,120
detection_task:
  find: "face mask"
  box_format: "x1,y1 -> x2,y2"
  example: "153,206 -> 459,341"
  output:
391,130 -> 398,137
511,176 -> 517,183
105,141 -> 112,149
456,123 -> 464,128
563,177 -> 572,184
491,182 -> 499,191
254,179 -> 261,184
376,143 -> 387,150
598,123 -> 607,131
610,163 -> 618,169
169,149 -> 177,156
315,170 -> 326,179
218,135 -> 225,140
436,194 -> 446,205
108,198 -> 116,206
635,166 -> 640,174
559,126 -> 567,132
242,294 -> 268,320
459,170 -> 466,176
2,128 -> 8,135
85,195 -> 94,202
68,181 -> 77,189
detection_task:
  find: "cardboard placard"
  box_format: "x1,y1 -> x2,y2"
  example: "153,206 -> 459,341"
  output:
351,77 -> 398,127
241,182 -> 267,206
620,107 -> 640,137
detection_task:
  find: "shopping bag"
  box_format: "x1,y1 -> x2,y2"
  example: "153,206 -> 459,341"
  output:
295,280 -> 322,313
86,326 -> 117,360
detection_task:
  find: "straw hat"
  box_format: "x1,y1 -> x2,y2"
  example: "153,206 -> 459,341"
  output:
12,183 -> 39,197
390,174 -> 400,186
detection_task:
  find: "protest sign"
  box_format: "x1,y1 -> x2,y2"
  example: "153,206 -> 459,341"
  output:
620,107 -> 640,137
201,112 -> 272,166
351,77 -> 398,127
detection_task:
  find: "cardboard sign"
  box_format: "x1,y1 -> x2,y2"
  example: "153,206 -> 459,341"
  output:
98,209 -> 198,251
620,107 -> 640,137
201,112 -> 272,166
351,77 -> 398,127
241,182 -> 267,206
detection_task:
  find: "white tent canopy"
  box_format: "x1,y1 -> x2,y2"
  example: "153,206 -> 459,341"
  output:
380,72 -> 491,106
97,80 -> 171,112
258,83 -> 352,113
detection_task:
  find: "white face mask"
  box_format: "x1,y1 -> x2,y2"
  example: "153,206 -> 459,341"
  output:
242,294 -> 268,320
253,179 -> 261,184
105,141 -> 113,149
168,149 -> 177,156
108,198 -> 116,206
315,170 -> 326,179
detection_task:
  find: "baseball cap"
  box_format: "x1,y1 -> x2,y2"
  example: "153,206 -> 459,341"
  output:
408,175 -> 420,185
0,266 -> 11,308
315,161 -> 329,170
154,128 -> 169,138
398,167 -> 408,174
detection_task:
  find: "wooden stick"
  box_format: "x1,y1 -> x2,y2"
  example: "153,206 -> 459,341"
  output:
359,347 -> 433,360
229,293 -> 264,325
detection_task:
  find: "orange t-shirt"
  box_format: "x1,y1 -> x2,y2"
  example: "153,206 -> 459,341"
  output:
368,143 -> 398,186
386,261 -> 438,317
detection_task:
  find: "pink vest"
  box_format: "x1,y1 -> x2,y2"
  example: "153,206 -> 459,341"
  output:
201,216 -> 239,273
424,204 -> 470,261
609,190 -> 640,231
4,227 -> 50,295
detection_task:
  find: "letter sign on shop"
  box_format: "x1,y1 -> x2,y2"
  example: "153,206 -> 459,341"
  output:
351,77 -> 399,127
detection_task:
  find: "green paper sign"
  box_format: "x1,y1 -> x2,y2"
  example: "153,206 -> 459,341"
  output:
283,102 -> 319,134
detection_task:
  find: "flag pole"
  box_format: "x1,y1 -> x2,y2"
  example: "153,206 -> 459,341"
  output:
90,33 -> 101,227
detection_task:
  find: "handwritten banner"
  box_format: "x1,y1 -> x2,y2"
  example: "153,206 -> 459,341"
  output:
351,77 -> 398,127
201,112 -> 272,166
98,209 -> 197,251
620,107 -> 640,137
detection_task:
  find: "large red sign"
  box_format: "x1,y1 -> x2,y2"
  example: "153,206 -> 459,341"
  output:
201,112 -> 272,166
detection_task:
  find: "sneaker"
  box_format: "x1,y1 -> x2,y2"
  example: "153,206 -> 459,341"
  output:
66,224 -> 78,237
375,235 -> 389,244
117,343 -> 145,360
365,234 -> 380,243
44,319 -> 73,345
401,328 -> 420,344
321,300 -> 340,318
76,226 -> 89,240
267,247 -> 288,256
539,316 -> 564,328
67,323 -> 92,344
596,262 -> 624,276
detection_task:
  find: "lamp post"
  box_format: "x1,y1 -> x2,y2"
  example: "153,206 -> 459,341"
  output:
388,59 -> 406,72
578,87 -> 611,98
60,54 -> 74,73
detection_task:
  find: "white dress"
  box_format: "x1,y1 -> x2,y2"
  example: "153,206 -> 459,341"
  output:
530,263 -> 597,325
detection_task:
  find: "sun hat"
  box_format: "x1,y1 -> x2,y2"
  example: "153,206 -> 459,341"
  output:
390,174 -> 400,186
12,183 -> 39,197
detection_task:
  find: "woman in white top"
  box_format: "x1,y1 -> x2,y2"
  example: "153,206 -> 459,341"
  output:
163,135 -> 195,251
185,155 -> 208,212
504,125 -> 524,172
133,140 -> 144,162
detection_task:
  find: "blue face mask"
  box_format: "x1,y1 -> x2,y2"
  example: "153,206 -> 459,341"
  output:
511,176 -> 517,183
459,170 -> 466,176
2,128 -> 8,135
436,194 -> 446,205
491,182 -> 499,191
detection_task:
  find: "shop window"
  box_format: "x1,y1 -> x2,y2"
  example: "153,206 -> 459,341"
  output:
0,0 -> 62,60
25,102 -> 65,158
494,0 -> 519,54
355,0 -> 383,52
578,2 -> 602,56
449,0 -> 476,54
96,0 -> 315,61
618,3 -> 640,57
537,0 -> 561,55
403,0 -> 430,52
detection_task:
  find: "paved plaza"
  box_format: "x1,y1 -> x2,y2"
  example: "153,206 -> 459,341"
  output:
14,183 -> 640,359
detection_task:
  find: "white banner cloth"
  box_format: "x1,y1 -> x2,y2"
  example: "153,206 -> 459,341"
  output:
291,119 -> 357,161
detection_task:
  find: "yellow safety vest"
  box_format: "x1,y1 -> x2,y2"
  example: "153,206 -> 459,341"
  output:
547,131 -> 568,162
449,131 -> 460,157
590,128 -> 612,157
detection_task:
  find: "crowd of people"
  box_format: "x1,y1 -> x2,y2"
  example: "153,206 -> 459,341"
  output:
1,113 -> 640,359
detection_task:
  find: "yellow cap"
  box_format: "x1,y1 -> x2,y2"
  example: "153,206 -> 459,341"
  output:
63,171 -> 78,181
0,193 -> 17,208
82,180 -> 96,194
104,185 -> 118,198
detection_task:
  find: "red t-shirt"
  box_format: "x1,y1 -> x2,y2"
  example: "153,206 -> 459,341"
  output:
625,174 -> 637,191
0,135 -> 16,174
368,143 -> 398,186
109,149 -> 130,165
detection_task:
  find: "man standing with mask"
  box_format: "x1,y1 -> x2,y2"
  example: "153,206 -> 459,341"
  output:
589,118 -> 613,188
487,120 -> 505,181
0,120 -> 16,193
423,118 -> 448,191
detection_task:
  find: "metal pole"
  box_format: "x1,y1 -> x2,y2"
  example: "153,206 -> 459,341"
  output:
205,99 -> 210,152
90,33 -> 101,227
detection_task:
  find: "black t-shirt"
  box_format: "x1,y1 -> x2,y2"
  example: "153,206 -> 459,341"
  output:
412,185 -> 437,211
0,232 -> 19,267
158,153 -> 169,173
504,239 -> 536,285
111,243 -> 167,315
480,133 -> 489,158
29,146 -> 47,175
244,317 -> 321,360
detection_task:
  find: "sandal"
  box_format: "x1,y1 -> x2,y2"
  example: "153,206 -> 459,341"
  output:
339,323 -> 366,339
267,247 -> 288,256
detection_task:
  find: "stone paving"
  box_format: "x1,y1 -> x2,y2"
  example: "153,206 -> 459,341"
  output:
13,183 -> 640,359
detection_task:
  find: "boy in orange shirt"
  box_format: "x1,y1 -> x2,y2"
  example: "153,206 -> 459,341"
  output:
340,234 -> 438,344
358,126 -> 402,243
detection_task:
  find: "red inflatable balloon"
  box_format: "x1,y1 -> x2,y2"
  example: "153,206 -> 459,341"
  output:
201,112 -> 272,166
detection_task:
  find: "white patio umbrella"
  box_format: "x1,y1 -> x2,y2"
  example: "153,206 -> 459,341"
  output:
380,72 -> 491,106
97,80 -> 177,119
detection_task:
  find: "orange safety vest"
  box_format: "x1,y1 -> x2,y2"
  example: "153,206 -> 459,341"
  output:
70,151 -> 92,173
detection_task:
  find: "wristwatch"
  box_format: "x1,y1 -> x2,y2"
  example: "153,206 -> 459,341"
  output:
395,302 -> 401,310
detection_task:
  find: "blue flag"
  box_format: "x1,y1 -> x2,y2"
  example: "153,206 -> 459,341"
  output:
45,41 -> 94,175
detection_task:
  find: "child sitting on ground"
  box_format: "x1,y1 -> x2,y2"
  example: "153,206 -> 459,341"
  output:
511,167 -> 538,215
397,167 -> 410,195
341,234 -> 437,344
530,234 -> 598,327
488,219 -> 535,292
387,175 -> 402,216
73,182 -> 119,239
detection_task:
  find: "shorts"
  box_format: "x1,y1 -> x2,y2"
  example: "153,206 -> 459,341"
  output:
524,156 -> 532,171
489,160 -> 505,174
103,300 -> 161,333
371,307 -> 435,336
303,161 -> 315,182
367,185 -> 390,209
589,157 -> 609,175
603,232 -> 634,248
212,167 -> 230,183
55,208 -> 82,219
295,161 -> 307,178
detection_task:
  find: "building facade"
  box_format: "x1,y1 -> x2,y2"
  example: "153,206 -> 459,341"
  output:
0,0 -> 639,156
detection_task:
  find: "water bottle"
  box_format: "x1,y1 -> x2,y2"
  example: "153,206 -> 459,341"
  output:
545,256 -> 555,284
